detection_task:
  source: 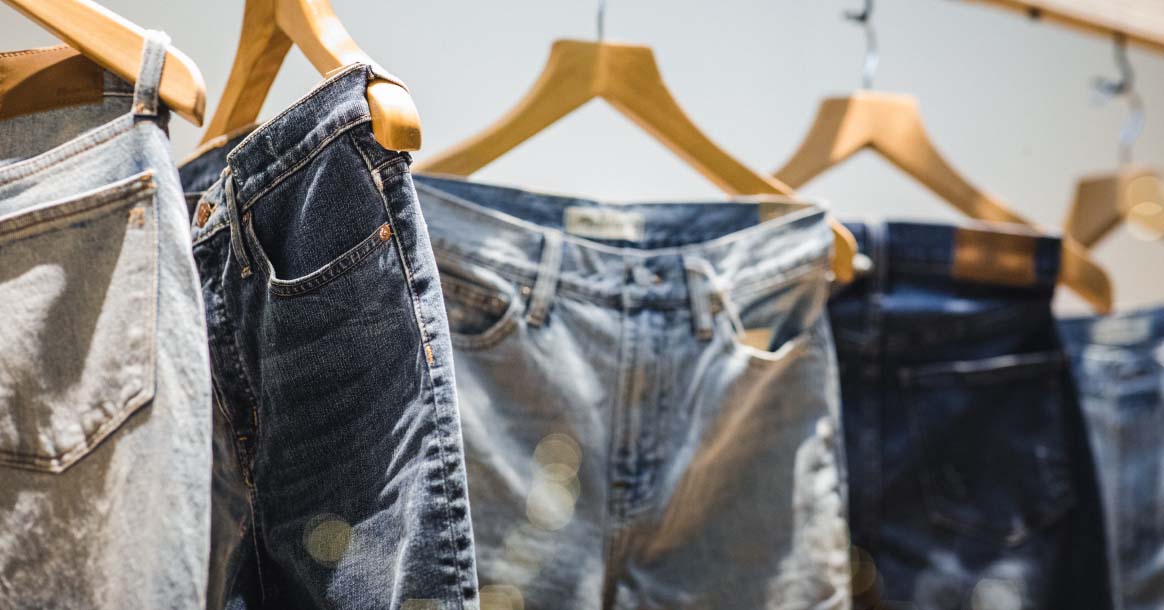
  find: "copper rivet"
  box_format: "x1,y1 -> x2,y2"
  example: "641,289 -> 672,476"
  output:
378,224 -> 392,241
196,202 -> 212,227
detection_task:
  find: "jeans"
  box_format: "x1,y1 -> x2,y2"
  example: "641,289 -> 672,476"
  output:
830,221 -> 1112,610
187,66 -> 478,610
0,32 -> 212,609
414,174 -> 852,610
1061,308 -> 1164,610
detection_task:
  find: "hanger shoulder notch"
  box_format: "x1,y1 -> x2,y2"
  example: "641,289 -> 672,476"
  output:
4,0 -> 206,125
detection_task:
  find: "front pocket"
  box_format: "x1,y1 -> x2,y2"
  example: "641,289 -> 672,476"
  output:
246,218 -> 394,297
0,172 -> 159,473
436,254 -> 521,351
901,352 -> 1078,547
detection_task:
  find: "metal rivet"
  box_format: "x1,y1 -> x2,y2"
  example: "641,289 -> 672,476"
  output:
378,224 -> 392,241
195,201 -> 213,227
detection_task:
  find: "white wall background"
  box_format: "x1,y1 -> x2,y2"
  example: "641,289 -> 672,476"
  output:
4,0 -> 1163,312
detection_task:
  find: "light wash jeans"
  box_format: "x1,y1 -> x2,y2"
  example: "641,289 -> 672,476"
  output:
415,175 -> 852,610
0,32 -> 212,609
1062,308 -> 1164,610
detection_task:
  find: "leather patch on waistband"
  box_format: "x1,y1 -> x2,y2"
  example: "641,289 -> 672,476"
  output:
0,46 -> 104,121
952,227 -> 1039,286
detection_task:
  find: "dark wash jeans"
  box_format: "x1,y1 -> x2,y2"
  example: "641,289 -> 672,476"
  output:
1061,308 -> 1164,610
829,222 -> 1112,610
183,65 -> 478,610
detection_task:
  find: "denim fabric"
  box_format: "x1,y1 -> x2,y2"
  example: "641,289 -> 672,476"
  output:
830,221 -> 1112,610
1061,308 -> 1164,610
0,33 -> 212,609
413,174 -> 852,610
180,125 -> 255,221
188,65 -> 478,610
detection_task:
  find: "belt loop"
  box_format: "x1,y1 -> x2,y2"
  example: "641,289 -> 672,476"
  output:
526,231 -> 563,327
133,30 -> 169,119
684,257 -> 716,341
224,172 -> 253,278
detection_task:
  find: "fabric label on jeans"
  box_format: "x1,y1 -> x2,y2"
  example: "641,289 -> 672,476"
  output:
564,207 -> 645,241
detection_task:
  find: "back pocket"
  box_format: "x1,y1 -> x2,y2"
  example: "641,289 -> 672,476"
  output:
0,172 -> 159,473
901,352 -> 1078,547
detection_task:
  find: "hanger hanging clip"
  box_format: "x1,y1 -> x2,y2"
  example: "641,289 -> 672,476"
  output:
845,0 -> 878,89
1092,33 -> 1144,166
597,0 -> 608,42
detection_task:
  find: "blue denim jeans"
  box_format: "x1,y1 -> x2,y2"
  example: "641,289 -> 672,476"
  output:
414,175 -> 852,610
0,33 -> 212,609
1061,308 -> 1164,610
186,66 -> 478,610
830,222 -> 1112,610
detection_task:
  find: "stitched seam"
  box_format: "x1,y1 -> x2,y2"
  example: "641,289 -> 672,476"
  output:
448,305 -> 520,351
0,174 -> 153,237
367,161 -> 469,606
265,230 -> 389,297
225,64 -> 367,168
0,115 -> 134,186
236,116 -> 371,214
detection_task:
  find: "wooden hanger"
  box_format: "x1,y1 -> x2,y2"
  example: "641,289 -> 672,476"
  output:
0,46 -> 104,121
202,0 -> 420,152
774,92 -> 1112,312
1,0 -> 206,124
1065,166 -> 1164,246
416,38 -> 858,283
1064,36 -> 1164,249
773,2 -> 1112,312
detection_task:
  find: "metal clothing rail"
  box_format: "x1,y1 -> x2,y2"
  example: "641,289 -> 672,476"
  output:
963,0 -> 1164,54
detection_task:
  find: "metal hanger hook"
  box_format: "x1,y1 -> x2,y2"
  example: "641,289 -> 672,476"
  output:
597,0 -> 607,42
845,0 -> 878,89
1092,34 -> 1144,165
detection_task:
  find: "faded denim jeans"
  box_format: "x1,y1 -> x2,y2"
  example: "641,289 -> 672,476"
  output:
1062,308 -> 1164,610
831,222 -> 1112,610
0,32 -> 212,609
186,66 -> 478,610
414,174 -> 852,610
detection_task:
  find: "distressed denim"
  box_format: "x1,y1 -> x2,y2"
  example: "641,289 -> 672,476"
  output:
1061,308 -> 1164,610
187,65 -> 478,610
0,33 -> 212,609
414,174 -> 852,610
831,222 -> 1112,610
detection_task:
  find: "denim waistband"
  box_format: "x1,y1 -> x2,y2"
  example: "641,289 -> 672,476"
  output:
829,221 -> 1064,357
0,34 -> 170,213
1060,307 -> 1164,397
191,64 -> 406,244
1060,306 -> 1164,351
413,174 -> 833,313
846,220 -> 1062,291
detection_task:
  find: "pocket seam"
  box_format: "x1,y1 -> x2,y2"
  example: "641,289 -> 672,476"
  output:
244,216 -> 391,297
448,296 -> 521,351
723,316 -> 815,368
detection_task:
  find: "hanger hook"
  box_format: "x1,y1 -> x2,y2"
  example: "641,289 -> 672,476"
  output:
597,0 -> 607,42
845,0 -> 878,89
1093,33 -> 1145,165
